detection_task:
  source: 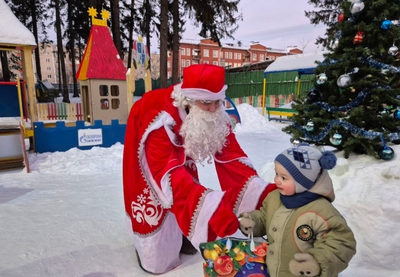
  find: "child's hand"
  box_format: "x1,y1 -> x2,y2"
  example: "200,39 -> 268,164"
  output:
239,212 -> 255,235
289,253 -> 320,276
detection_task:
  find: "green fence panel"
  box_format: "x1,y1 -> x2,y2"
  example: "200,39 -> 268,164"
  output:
224,69 -> 315,107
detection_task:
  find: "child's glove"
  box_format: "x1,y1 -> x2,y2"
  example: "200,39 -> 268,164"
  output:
289,253 -> 320,276
239,212 -> 255,235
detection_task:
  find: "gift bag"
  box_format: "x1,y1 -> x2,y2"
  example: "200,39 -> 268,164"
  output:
199,235 -> 269,277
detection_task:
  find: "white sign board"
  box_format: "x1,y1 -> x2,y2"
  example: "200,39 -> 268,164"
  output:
78,129 -> 103,147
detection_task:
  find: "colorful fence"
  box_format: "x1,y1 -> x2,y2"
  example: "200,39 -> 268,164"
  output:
37,103 -> 83,121
33,120 -> 126,153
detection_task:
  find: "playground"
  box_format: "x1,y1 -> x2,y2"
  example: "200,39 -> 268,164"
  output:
1,0 -> 317,174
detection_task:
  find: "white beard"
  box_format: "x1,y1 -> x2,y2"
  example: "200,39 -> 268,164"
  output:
180,105 -> 231,164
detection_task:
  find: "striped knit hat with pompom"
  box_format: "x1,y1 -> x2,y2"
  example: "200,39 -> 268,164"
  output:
275,143 -> 337,193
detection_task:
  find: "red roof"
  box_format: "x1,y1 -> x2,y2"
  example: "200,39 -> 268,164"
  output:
76,25 -> 126,80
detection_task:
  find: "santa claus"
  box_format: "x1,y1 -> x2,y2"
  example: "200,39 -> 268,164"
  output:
123,64 -> 276,274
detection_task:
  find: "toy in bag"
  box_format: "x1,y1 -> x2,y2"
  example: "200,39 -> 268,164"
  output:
199,234 -> 269,277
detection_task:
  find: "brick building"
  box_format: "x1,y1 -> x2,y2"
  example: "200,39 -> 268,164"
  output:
167,38 -> 302,78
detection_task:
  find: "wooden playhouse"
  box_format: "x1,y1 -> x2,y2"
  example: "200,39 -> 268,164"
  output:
76,8 -> 128,125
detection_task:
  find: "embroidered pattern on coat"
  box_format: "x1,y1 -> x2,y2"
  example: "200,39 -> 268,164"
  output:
131,187 -> 164,227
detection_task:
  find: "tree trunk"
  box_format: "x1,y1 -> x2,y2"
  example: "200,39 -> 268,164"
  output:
127,0 -> 135,69
68,1 -> 79,97
171,0 -> 179,84
110,0 -> 123,58
0,51 -> 11,81
30,0 -> 42,81
145,0 -> 151,57
55,0 -> 69,103
159,0 -> 168,88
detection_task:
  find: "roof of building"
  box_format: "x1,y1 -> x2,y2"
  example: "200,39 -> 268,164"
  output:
76,18 -> 126,81
0,0 -> 36,47
264,51 -> 327,75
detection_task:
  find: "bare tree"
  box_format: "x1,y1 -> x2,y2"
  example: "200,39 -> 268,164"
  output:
159,0 -> 169,88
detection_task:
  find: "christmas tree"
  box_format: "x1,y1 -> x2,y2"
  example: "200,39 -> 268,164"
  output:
283,0 -> 400,160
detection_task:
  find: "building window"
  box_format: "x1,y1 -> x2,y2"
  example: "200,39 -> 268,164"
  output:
182,59 -> 185,68
100,99 -> 109,110
46,58 -> 50,62
225,52 -> 229,59
111,85 -> 119,96
167,61 -> 171,68
213,50 -> 218,58
260,54 -> 264,61
229,52 -> 233,59
204,60 -> 209,64
234,53 -> 238,60
181,48 -> 185,55
204,49 -> 209,57
168,72 -> 171,79
186,60 -> 190,67
99,85 -> 109,96
111,99 -> 120,109
186,48 -> 190,56
238,53 -> 242,60
220,52 -> 223,58
213,61 -> 218,65
47,74 -> 51,78
252,53 -> 257,61
47,66 -> 51,70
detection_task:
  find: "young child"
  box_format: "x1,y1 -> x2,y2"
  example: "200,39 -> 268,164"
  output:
239,143 -> 356,277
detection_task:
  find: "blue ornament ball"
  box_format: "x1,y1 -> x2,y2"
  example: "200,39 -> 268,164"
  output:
393,109 -> 400,119
316,73 -> 328,85
305,120 -> 315,132
377,106 -> 389,116
381,19 -> 393,30
329,133 -> 343,146
307,88 -> 320,103
378,146 -> 395,160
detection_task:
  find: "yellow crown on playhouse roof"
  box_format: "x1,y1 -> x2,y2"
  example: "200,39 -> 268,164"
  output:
88,7 -> 109,27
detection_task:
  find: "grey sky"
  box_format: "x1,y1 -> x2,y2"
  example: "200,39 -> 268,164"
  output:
182,0 -> 327,53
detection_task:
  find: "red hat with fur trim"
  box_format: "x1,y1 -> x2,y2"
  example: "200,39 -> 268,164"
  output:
180,64 -> 227,100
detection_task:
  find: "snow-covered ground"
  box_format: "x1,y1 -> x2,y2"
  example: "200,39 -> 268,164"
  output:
1,104 -> 400,277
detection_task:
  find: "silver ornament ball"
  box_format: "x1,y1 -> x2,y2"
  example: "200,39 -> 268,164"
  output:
337,74 -> 351,88
388,45 -> 398,56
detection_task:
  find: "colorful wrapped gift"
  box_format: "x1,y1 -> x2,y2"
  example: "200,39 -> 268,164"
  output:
199,237 -> 269,277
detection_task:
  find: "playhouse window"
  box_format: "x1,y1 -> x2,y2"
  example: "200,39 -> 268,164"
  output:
111,99 -> 120,109
100,99 -> 109,110
111,85 -> 119,96
99,85 -> 109,96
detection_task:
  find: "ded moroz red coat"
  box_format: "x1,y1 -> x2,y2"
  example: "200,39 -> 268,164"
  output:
123,85 -> 276,273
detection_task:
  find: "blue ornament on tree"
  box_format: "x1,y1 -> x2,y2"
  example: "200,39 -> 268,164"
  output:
316,73 -> 328,85
305,120 -> 315,132
307,88 -> 320,103
377,106 -> 390,116
378,145 -> 395,160
381,19 -> 393,30
329,133 -> 343,145
393,109 -> 400,119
